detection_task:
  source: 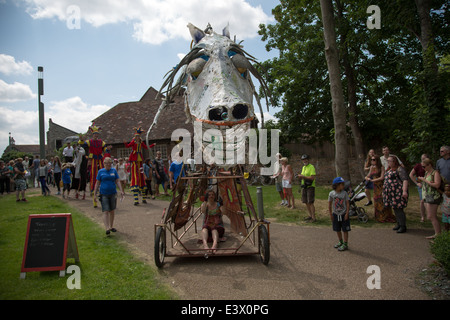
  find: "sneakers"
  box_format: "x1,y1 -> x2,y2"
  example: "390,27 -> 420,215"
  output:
334,241 -> 348,251
334,240 -> 343,248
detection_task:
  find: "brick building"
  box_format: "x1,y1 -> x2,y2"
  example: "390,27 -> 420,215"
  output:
46,118 -> 78,154
90,86 -> 193,161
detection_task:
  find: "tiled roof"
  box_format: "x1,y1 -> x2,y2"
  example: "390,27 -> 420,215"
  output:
7,144 -> 41,155
91,87 -> 193,144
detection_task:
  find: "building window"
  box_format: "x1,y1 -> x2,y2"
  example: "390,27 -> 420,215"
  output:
56,139 -> 62,150
116,147 -> 132,160
154,144 -> 168,160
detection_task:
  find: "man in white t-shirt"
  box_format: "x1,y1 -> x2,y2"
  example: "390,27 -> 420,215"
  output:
380,146 -> 404,170
63,142 -> 74,163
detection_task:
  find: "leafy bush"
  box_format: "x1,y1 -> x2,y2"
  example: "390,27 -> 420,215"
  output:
430,232 -> 450,275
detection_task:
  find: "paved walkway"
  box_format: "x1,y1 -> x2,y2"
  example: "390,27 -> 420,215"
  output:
66,192 -> 433,300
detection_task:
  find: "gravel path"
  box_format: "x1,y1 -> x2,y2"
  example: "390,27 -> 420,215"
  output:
66,192 -> 434,300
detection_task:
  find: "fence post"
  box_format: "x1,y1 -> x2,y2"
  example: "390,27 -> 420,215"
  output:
257,187 -> 264,220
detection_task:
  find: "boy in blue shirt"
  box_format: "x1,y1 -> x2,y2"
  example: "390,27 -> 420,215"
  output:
61,163 -> 73,199
328,177 -> 350,251
169,150 -> 186,190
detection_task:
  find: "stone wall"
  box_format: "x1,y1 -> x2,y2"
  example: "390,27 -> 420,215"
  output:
46,119 -> 78,156
286,154 -> 366,186
282,141 -> 366,186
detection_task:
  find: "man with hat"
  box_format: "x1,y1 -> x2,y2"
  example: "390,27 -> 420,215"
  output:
124,126 -> 155,205
297,154 -> 316,222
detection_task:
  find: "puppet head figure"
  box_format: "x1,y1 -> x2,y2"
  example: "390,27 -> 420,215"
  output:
149,23 -> 272,167
184,24 -> 254,127
155,23 -> 270,129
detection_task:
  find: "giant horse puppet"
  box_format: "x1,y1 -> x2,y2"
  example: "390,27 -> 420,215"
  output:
146,23 -> 272,167
148,23 -> 273,243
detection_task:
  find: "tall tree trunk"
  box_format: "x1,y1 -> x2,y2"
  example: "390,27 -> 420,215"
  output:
320,0 -> 350,180
335,0 -> 366,180
415,0 -> 444,154
344,58 -> 366,180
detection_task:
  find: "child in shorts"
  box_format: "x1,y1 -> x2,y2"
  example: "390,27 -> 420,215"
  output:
61,163 -> 72,199
328,177 -> 350,251
442,184 -> 450,232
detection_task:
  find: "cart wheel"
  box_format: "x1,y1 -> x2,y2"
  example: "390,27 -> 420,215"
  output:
357,207 -> 369,223
258,224 -> 270,265
154,226 -> 166,268
261,176 -> 271,186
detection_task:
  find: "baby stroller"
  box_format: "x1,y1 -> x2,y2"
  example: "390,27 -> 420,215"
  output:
344,180 -> 369,223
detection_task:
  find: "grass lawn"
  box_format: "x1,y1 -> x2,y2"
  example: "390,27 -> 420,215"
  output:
0,190 -> 176,300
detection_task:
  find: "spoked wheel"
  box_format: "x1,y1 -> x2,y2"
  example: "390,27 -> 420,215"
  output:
357,207 -> 369,223
258,224 -> 270,265
154,226 -> 166,268
247,177 -> 256,186
260,176 -> 272,186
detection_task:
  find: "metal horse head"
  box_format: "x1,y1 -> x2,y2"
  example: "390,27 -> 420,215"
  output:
147,23 -> 271,165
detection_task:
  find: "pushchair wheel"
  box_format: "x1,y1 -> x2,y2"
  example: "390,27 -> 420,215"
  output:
356,207 -> 369,223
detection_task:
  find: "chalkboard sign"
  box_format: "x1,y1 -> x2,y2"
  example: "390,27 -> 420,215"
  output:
20,213 -> 79,278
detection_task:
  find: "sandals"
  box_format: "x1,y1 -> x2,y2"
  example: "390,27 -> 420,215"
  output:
106,228 -> 117,235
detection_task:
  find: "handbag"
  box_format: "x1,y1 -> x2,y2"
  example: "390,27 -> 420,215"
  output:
424,170 -> 442,204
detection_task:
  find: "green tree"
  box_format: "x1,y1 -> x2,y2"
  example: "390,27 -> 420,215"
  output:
1,150 -> 33,163
258,0 -> 449,168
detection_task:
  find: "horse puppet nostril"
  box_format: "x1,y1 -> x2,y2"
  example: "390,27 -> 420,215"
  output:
208,106 -> 228,121
232,104 -> 248,120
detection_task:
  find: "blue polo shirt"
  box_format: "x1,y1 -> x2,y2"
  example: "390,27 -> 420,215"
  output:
169,160 -> 185,182
96,168 -> 119,195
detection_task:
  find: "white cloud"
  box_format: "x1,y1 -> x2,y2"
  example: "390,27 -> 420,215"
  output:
0,97 -> 110,154
0,79 -> 36,102
46,96 -> 110,133
21,0 -> 272,45
255,112 -> 278,127
0,106 -> 39,154
0,54 -> 33,76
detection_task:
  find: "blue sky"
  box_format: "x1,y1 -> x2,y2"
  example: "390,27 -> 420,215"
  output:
0,0 -> 280,154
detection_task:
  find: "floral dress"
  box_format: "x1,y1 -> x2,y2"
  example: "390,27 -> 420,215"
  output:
371,168 -> 396,223
383,168 -> 408,209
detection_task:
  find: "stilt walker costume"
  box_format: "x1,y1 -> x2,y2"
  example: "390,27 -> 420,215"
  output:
78,123 -> 106,207
124,127 -> 155,205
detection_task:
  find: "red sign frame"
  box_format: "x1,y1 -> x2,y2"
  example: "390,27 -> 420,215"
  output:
20,213 -> 79,278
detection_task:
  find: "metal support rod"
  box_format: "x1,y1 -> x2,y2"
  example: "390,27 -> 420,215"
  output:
256,187 -> 264,220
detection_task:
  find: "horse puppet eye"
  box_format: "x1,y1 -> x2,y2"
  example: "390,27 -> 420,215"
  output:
186,55 -> 209,80
228,50 -> 250,79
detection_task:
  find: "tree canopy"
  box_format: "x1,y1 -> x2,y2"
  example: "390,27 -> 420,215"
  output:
258,0 -> 449,165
